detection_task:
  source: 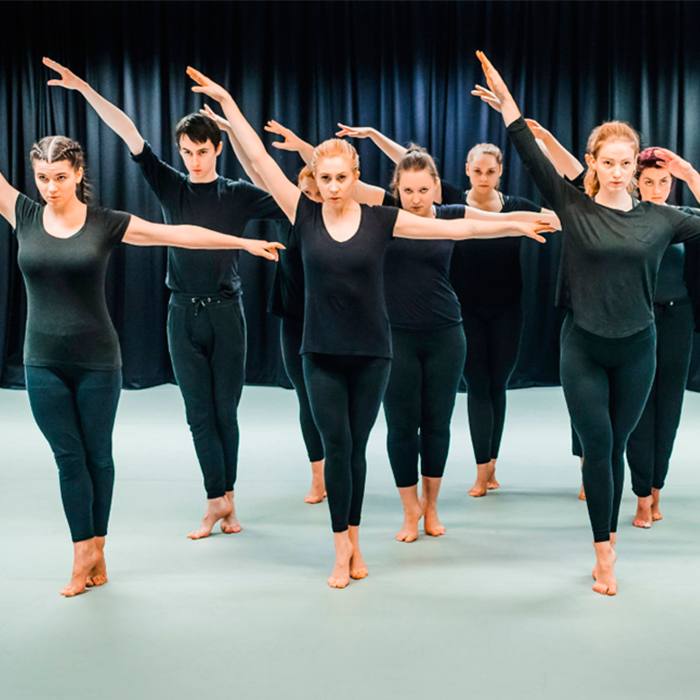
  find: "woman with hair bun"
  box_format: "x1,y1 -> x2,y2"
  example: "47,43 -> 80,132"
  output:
187,67 -> 554,587
477,51 -> 700,595
0,134 -> 283,597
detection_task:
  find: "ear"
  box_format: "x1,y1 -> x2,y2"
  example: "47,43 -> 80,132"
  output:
354,170 -> 360,182
465,162 -> 470,177
584,153 -> 596,171
75,166 -> 84,183
215,142 -> 223,156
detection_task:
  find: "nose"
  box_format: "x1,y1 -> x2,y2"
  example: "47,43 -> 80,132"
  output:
612,164 -> 622,178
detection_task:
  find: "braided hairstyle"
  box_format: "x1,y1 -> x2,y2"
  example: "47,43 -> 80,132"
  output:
29,135 -> 92,204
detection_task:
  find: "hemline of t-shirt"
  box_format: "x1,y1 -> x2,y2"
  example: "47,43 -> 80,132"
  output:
389,319 -> 463,333
299,348 -> 393,360
23,358 -> 123,372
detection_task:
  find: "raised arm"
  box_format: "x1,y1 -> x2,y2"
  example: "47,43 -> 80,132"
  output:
187,67 -> 300,222
654,148 -> 700,205
200,104 -> 267,190
335,124 -> 407,164
393,208 -> 552,242
44,57 -> 145,155
0,171 -> 20,228
265,119 -> 385,205
122,216 -> 284,259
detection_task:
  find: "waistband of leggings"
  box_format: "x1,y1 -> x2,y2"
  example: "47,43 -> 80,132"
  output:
169,291 -> 240,307
654,295 -> 691,310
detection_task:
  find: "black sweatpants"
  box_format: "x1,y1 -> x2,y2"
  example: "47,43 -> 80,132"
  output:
280,318 -> 324,463
560,314 -> 656,542
383,324 -> 466,488
25,365 -> 121,542
461,303 -> 523,464
168,293 -> 246,499
303,353 -> 391,532
627,298 -> 694,495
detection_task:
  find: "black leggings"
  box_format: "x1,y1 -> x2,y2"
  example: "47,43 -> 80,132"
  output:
25,365 -> 121,542
560,314 -> 656,542
280,319 -> 324,463
168,293 -> 246,499
303,353 -> 391,532
627,298 -> 694,495
383,325 -> 466,488
461,303 -> 523,464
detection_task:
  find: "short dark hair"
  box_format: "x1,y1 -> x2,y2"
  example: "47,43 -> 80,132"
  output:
174,113 -> 221,149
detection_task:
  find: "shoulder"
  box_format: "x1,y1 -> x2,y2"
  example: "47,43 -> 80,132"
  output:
382,191 -> 400,207
364,203 -> 400,230
91,206 -> 132,237
294,193 -> 322,228
15,192 -> 42,222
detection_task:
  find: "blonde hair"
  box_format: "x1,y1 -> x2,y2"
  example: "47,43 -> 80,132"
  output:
466,142 -> 503,167
390,143 -> 439,198
584,121 -> 640,197
297,164 -> 314,185
310,138 -> 359,176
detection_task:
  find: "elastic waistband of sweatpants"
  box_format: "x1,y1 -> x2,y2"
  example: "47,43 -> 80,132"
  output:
169,291 -> 240,307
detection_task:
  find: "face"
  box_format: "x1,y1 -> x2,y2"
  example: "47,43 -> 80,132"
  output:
638,167 -> 672,205
299,176 -> 323,203
397,169 -> 438,218
466,153 -> 502,193
314,156 -> 358,204
33,159 -> 83,207
178,134 -> 222,182
585,140 -> 636,195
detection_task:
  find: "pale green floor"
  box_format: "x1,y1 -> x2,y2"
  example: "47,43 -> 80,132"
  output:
1,384 -> 699,700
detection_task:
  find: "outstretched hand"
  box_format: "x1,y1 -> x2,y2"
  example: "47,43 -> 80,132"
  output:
525,119 -> 552,141
43,57 -> 85,90
653,148 -> 696,182
187,67 -> 231,104
200,104 -> 231,132
335,123 -> 373,139
246,240 -> 285,261
471,85 -> 502,113
475,51 -> 521,125
264,120 -> 305,152
522,220 -> 556,243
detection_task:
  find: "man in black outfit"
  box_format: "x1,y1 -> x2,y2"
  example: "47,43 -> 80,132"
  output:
45,58 -> 284,538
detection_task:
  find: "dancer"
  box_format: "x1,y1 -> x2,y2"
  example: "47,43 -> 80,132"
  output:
204,108 -> 327,504
476,51 -> 700,595
336,124 -> 550,497
0,135 -> 281,596
44,58 -> 286,539
186,66 -> 552,587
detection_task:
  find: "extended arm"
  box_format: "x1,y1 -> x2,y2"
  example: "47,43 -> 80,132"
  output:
393,208 -> 552,242
187,67 -> 300,222
44,57 -> 145,155
463,206 -> 560,229
335,124 -> 407,164
654,148 -> 700,205
122,216 -> 284,258
0,171 -> 19,228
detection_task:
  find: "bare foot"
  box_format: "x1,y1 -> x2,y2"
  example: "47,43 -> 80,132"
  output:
422,498 -> 446,537
592,541 -> 618,596
220,491 -> 242,534
468,462 -> 494,497
187,496 -> 233,539
396,499 -> 423,543
487,459 -> 500,490
61,540 -> 102,597
328,531 -> 353,588
85,536 -> 108,588
305,459 -> 326,503
348,526 -> 368,580
651,487 -> 663,521
578,482 -> 586,501
633,495 -> 653,529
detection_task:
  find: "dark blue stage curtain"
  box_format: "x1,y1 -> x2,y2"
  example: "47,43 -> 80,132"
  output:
1,0 -> 700,391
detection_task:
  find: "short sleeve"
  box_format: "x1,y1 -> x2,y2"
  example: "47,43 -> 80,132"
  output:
370,205 -> 400,239
13,193 -> 42,238
293,191 -> 317,228
233,180 -> 286,222
504,195 -> 542,213
566,172 -> 586,193
130,141 -> 185,201
435,204 -> 466,220
440,182 -> 466,205
383,191 -> 400,207
96,208 -> 132,246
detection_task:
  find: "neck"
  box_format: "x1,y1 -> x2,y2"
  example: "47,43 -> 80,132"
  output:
44,196 -> 86,220
594,188 -> 633,211
466,188 -> 500,209
323,197 -> 357,218
189,169 -> 218,184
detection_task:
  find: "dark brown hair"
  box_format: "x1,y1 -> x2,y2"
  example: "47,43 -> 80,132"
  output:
30,135 -> 92,203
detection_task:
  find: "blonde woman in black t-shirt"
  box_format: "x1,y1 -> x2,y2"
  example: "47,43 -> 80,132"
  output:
0,136 -> 282,597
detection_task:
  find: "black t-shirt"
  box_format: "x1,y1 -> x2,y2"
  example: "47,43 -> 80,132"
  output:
294,195 -> 399,357
440,181 -> 467,205
508,116 -> 700,337
382,192 -> 461,330
14,194 -> 131,370
131,142 -> 284,296
268,221 -> 304,322
449,193 -> 541,310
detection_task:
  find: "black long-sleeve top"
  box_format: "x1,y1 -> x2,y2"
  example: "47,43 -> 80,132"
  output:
507,117 -> 700,337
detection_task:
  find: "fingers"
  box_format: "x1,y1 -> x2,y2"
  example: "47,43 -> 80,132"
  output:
264,120 -> 284,135
186,66 -> 207,86
42,57 -> 63,72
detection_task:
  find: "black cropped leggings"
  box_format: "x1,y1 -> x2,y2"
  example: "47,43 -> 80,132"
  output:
461,303 -> 523,464
560,314 -> 656,543
626,298 -> 694,495
280,319 -> 324,463
383,325 -> 466,488
25,365 -> 122,542
168,293 -> 246,499
303,353 -> 391,532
